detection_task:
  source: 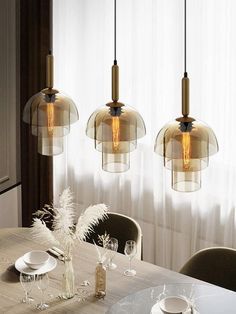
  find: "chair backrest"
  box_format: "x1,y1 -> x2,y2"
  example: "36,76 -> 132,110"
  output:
179,247 -> 236,291
86,212 -> 143,260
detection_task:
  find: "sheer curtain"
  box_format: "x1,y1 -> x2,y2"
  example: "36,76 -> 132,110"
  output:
53,0 -> 236,270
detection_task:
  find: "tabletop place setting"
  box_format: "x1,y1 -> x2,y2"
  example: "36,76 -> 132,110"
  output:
12,188 -> 141,311
3,187 -> 235,313
15,238 -> 138,311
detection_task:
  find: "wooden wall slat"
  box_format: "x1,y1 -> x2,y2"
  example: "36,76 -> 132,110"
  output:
20,0 -> 53,226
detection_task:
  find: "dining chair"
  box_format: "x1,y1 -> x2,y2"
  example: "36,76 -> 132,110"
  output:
86,212 -> 143,260
179,247 -> 236,291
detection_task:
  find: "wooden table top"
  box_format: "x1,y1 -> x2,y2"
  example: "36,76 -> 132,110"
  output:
0,228 -> 235,313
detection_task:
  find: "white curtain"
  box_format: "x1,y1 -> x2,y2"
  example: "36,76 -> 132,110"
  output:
53,0 -> 236,271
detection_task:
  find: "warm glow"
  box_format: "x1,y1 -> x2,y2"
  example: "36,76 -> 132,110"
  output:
112,116 -> 120,152
47,103 -> 54,136
182,132 -> 191,170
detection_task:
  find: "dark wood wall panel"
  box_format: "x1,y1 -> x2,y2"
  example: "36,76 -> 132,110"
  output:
20,0 -> 53,226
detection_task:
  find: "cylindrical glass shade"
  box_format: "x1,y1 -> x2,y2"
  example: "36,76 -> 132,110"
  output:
38,135 -> 64,156
86,105 -> 146,152
86,103 -> 145,172
164,156 -> 209,171
23,91 -> 79,128
95,140 -> 137,154
172,169 -> 201,192
102,152 -> 130,173
31,125 -> 70,137
23,90 -> 78,156
155,118 -> 218,192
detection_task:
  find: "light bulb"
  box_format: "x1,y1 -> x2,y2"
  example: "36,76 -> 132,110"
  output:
47,102 -> 54,136
112,116 -> 120,152
182,132 -> 191,170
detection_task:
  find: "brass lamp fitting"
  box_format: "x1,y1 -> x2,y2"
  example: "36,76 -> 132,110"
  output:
46,54 -> 54,89
182,75 -> 189,117
112,64 -> 119,102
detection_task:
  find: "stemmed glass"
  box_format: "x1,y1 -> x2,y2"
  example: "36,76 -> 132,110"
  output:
105,238 -> 118,270
20,273 -> 35,303
35,273 -> 49,310
124,240 -> 137,276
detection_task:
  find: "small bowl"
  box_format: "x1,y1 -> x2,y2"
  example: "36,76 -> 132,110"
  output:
23,250 -> 49,270
159,296 -> 189,314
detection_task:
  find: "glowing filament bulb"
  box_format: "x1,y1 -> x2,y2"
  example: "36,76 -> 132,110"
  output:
182,132 -> 191,170
47,103 -> 54,136
112,116 -> 120,152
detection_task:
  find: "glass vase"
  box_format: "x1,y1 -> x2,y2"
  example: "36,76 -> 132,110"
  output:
61,255 -> 75,299
95,262 -> 106,299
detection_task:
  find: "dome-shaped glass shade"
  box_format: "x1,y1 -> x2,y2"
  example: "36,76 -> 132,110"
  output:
23,91 -> 79,129
154,118 -> 218,171
23,90 -> 78,156
154,118 -> 218,192
86,105 -> 146,154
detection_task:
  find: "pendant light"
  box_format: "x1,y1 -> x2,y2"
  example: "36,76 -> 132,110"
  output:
154,0 -> 218,192
23,3 -> 79,156
86,0 -> 146,173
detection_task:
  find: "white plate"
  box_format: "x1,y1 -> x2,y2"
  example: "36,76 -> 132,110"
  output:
15,255 -> 57,275
151,302 -> 199,314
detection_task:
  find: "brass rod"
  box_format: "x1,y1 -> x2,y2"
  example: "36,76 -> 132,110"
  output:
112,64 -> 119,102
46,54 -> 54,89
182,76 -> 189,116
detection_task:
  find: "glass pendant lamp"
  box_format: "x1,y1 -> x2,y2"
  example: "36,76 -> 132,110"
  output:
86,0 -> 146,173
23,4 -> 79,156
154,0 -> 218,192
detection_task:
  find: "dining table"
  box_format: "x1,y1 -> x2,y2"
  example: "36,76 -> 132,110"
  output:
0,228 -> 236,313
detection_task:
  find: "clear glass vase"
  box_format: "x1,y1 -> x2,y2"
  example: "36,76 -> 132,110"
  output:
61,255 -> 75,299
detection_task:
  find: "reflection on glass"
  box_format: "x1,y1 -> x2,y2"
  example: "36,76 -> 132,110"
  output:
105,238 -> 118,270
20,273 -> 35,304
124,240 -> 137,277
36,273 -> 50,310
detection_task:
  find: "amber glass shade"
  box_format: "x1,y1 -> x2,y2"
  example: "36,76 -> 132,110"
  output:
86,104 -> 145,173
172,169 -> 201,192
86,105 -> 146,154
23,90 -> 79,155
38,135 -> 64,156
23,91 -> 78,128
155,118 -> 218,192
102,152 -> 130,173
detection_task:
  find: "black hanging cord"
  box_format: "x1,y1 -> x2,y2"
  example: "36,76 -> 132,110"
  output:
49,0 -> 53,55
114,0 -> 117,65
184,0 -> 187,77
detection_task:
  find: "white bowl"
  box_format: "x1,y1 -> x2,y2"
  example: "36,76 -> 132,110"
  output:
159,296 -> 189,314
23,250 -> 49,270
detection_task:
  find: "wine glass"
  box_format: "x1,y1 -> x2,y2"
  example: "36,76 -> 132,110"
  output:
20,273 -> 35,303
105,238 -> 118,270
124,240 -> 137,276
35,273 -> 49,310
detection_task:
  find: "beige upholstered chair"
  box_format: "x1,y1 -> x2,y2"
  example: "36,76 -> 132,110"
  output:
86,212 -> 143,260
180,247 -> 236,291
